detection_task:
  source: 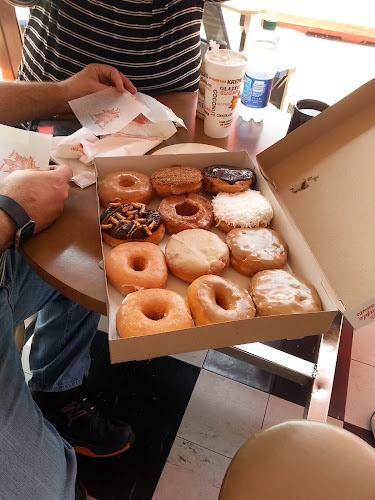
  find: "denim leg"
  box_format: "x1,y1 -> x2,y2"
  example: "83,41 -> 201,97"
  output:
6,249 -> 100,392
0,258 -> 76,499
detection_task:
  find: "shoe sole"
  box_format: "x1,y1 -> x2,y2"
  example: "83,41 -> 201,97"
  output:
73,442 -> 131,458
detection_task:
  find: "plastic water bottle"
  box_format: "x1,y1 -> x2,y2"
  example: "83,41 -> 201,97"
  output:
238,19 -> 279,122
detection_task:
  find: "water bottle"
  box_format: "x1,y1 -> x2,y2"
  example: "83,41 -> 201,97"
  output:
238,19 -> 279,122
196,40 -> 227,120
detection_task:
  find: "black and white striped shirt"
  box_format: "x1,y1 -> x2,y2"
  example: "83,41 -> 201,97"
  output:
11,0 -> 207,93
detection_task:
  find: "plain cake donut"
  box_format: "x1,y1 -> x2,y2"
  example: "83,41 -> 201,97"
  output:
187,275 -> 256,326
250,269 -> 322,316
165,228 -> 229,283
212,190 -> 273,233
226,227 -> 288,276
158,193 -> 213,234
98,170 -> 153,208
116,289 -> 194,337
105,242 -> 168,296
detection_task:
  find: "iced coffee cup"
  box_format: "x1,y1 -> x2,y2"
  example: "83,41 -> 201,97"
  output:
204,45 -> 247,139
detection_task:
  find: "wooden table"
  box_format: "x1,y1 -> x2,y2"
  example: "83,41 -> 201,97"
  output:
20,92 -> 341,422
21,92 -> 290,316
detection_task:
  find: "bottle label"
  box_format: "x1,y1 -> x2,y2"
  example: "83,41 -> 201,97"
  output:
241,75 -> 273,109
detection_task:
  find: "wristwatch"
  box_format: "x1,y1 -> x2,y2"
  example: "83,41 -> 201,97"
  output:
0,195 -> 35,250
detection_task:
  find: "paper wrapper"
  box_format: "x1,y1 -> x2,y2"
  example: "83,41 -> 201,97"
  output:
0,125 -> 52,182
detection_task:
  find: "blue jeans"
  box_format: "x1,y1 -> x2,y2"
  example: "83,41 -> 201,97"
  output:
0,249 -> 100,499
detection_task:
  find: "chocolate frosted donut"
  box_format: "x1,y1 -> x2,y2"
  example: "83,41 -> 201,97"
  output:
100,202 -> 165,247
202,165 -> 256,193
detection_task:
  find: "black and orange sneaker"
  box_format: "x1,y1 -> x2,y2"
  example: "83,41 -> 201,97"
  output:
32,384 -> 135,458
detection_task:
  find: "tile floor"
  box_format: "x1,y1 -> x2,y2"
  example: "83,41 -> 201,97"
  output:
21,318 -> 375,500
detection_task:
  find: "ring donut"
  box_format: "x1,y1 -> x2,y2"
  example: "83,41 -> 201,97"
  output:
158,193 -> 213,234
187,275 -> 256,325
116,289 -> 194,337
105,242 -> 168,296
98,170 -> 153,208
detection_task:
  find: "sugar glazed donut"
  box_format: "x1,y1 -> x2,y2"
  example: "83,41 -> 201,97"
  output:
105,242 -> 168,296
250,269 -> 322,316
187,275 -> 256,326
226,228 -> 288,276
158,193 -> 213,234
116,289 -> 194,337
100,202 -> 165,247
165,229 -> 229,283
150,165 -> 202,197
212,190 -> 273,233
98,170 -> 153,208
202,165 -> 257,193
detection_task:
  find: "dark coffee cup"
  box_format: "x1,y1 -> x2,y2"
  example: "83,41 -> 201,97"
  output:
287,99 -> 329,134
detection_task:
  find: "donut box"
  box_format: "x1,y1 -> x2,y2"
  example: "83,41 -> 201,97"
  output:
95,79 -> 375,362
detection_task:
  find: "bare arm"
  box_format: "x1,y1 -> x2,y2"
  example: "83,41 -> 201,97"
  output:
0,63 -> 137,125
0,165 -> 73,252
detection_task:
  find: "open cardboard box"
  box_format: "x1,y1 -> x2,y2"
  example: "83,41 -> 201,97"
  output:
95,78 -> 375,363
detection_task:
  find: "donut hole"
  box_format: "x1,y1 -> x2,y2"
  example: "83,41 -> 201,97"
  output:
119,175 -> 136,187
215,291 -> 230,310
143,306 -> 166,321
130,256 -> 147,272
175,201 -> 199,217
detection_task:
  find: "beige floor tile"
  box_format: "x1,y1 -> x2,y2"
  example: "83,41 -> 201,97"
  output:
177,369 -> 268,458
169,350 -> 208,368
152,437 -> 230,500
351,322 -> 375,367
262,395 -> 304,429
345,359 -> 375,430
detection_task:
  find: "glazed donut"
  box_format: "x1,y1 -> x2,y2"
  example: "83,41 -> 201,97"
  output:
116,289 -> 194,337
100,202 -> 165,247
150,165 -> 202,197
165,229 -> 229,283
158,193 -> 213,234
250,269 -> 322,316
202,165 -> 257,193
212,190 -> 273,233
105,242 -> 168,296
226,228 -> 288,276
98,170 -> 153,208
187,275 -> 256,326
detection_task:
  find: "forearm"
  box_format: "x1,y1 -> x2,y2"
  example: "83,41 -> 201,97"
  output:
0,80 -> 70,125
0,211 -> 16,253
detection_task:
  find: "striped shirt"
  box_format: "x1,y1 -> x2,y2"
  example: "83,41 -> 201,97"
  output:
13,0 -> 208,93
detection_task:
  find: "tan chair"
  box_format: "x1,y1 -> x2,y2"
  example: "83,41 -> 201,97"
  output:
219,420 -> 375,500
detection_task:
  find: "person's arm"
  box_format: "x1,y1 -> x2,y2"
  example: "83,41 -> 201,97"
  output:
0,165 -> 73,253
0,63 -> 137,125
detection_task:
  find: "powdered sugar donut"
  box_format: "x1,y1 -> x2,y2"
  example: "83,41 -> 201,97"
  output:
212,190 -> 273,233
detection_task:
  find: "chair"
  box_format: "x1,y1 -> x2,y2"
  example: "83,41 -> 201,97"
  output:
219,419 -> 375,500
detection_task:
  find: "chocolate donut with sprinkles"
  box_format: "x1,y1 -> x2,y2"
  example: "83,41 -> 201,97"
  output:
100,202 -> 165,247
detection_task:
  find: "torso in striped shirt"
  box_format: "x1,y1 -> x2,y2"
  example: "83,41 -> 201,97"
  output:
18,0 -> 205,94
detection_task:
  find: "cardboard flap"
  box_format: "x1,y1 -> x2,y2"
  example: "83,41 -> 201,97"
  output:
257,79 -> 375,316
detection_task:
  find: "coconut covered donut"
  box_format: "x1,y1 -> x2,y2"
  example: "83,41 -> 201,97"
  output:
150,165 -> 202,197
187,275 -> 256,326
226,227 -> 288,276
165,228 -> 229,283
98,170 -> 153,208
158,193 -> 213,234
116,289 -> 194,337
250,269 -> 322,316
212,190 -> 273,233
105,242 -> 168,296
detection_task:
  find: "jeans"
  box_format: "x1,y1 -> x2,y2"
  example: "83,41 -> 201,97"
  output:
0,249 -> 100,499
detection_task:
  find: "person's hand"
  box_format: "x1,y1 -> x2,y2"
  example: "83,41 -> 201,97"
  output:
59,63 -> 137,103
0,165 -> 73,234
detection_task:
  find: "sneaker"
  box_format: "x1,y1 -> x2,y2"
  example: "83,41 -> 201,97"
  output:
32,384 -> 135,458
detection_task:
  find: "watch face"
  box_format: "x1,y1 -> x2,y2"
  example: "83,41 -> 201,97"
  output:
15,220 -> 35,249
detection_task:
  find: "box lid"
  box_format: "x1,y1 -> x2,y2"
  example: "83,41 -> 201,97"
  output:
257,79 -> 375,329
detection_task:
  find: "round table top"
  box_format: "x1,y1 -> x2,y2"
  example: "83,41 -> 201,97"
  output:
21,92 -> 290,314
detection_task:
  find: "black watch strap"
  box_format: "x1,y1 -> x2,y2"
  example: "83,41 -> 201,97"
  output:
0,194 -> 31,229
